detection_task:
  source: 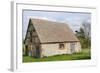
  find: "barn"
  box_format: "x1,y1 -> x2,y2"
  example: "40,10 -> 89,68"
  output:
24,18 -> 81,58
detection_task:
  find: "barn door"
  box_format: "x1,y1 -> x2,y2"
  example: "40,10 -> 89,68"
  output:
36,46 -> 40,58
70,43 -> 75,53
25,45 -> 29,56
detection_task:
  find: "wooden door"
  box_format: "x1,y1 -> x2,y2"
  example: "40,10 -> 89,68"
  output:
36,46 -> 40,58
25,45 -> 29,56
70,43 -> 75,53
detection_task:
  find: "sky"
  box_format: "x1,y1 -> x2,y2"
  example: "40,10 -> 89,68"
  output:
22,10 -> 91,39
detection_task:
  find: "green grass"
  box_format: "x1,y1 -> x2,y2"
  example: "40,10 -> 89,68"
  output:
23,48 -> 91,63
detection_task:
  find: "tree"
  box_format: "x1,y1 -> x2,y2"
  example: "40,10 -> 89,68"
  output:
82,21 -> 91,39
75,23 -> 91,49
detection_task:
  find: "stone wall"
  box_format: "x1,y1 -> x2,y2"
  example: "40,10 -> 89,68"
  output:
41,42 -> 81,57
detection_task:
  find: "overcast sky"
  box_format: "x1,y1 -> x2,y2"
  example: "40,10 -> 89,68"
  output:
22,10 -> 91,40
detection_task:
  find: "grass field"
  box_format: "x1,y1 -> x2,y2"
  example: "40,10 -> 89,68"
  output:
23,48 -> 91,63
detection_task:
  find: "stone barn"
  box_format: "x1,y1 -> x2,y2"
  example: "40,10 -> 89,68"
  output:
24,18 -> 81,58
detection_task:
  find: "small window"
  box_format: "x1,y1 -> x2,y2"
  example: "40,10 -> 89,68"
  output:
59,43 -> 65,49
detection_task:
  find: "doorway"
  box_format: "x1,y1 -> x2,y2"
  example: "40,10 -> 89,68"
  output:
25,45 -> 29,56
35,46 -> 40,58
70,43 -> 75,53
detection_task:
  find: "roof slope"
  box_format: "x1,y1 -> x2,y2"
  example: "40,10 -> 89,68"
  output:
30,19 -> 79,43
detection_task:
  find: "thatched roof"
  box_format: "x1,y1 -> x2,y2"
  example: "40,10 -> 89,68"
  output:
30,19 -> 79,43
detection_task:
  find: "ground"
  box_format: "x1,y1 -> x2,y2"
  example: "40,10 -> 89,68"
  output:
23,48 -> 91,63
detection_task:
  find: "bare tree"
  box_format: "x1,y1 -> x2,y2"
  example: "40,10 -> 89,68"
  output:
82,20 -> 91,39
